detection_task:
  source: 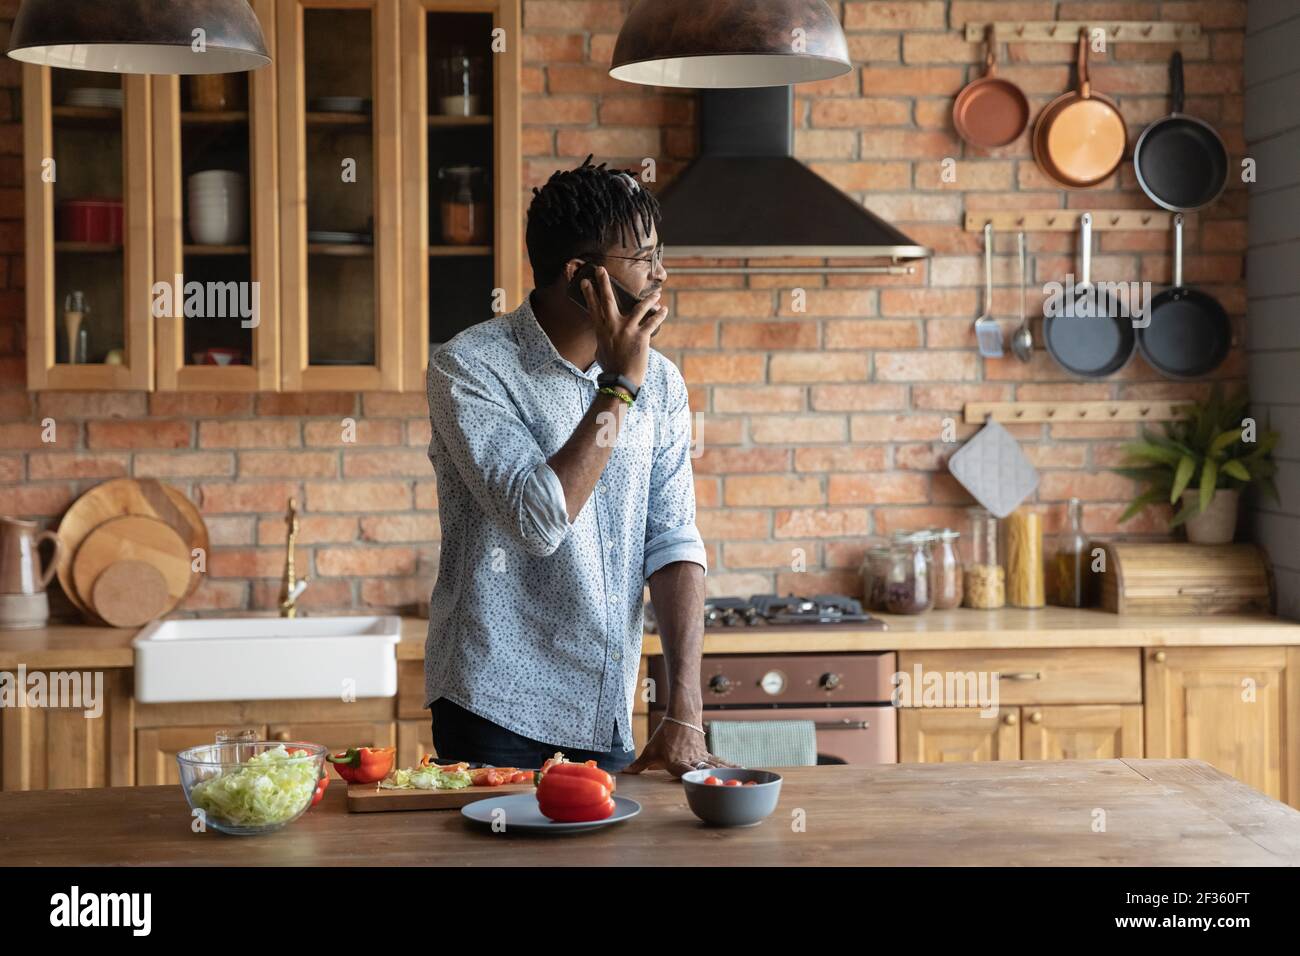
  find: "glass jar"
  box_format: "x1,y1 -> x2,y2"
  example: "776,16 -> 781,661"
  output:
436,51 -> 486,117
861,545 -> 891,612
1050,497 -> 1095,607
437,165 -> 488,245
885,532 -> 933,615
931,528 -> 963,610
1005,507 -> 1046,608
963,507 -> 1005,609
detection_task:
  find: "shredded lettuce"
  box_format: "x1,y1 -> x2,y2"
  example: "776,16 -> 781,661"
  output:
188,744 -> 318,827
379,766 -> 472,790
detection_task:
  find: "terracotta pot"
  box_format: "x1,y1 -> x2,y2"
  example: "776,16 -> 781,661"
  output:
1182,488 -> 1239,545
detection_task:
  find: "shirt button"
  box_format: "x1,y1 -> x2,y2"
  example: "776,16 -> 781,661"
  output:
607,593 -> 618,606
596,481 -> 606,495
611,648 -> 622,661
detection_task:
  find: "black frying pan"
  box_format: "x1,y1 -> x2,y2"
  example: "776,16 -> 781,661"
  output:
1044,213 -> 1136,378
1137,213 -> 1231,379
1134,52 -> 1228,212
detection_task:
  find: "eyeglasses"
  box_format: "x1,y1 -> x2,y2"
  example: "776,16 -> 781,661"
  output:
586,242 -> 665,272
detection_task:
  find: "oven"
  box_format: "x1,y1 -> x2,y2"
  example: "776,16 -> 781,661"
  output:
646,651 -> 897,765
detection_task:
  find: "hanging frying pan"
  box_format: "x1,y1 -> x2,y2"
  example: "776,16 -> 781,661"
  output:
953,24 -> 1030,150
1043,213 -> 1136,378
1137,213 -> 1231,379
1133,52 -> 1228,212
1033,30 -> 1127,189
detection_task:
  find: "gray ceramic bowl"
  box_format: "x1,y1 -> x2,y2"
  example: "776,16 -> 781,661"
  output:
681,767 -> 782,827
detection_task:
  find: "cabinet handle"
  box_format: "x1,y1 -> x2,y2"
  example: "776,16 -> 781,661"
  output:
999,671 -> 1042,681
1029,711 -> 1043,724
1003,712 -> 1018,726
1153,651 -> 1167,663
275,731 -> 290,741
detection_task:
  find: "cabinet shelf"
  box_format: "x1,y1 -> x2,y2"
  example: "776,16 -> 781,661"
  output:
181,110 -> 250,125
428,115 -> 491,127
55,241 -> 122,254
308,242 -> 372,256
52,106 -> 122,126
184,244 -> 252,256
306,111 -> 370,127
428,245 -> 491,257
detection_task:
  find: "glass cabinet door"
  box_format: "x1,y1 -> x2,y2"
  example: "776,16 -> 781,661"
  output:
400,0 -> 522,391
154,0 -> 279,392
24,68 -> 153,390
278,0 -> 402,391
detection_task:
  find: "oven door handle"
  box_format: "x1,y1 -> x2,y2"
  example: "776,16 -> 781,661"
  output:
701,719 -> 870,731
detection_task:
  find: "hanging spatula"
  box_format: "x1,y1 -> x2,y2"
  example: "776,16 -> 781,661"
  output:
975,222 -> 1003,358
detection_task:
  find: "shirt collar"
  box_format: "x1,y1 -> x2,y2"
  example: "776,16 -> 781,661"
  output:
513,292 -> 601,379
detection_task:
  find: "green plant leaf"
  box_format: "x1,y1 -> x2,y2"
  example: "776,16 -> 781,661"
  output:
1119,490 -> 1165,524
1209,427 -> 1243,458
1222,459 -> 1251,482
1169,499 -> 1199,529
1121,441 -> 1183,466
1170,455 -> 1196,504
1199,459 -> 1218,513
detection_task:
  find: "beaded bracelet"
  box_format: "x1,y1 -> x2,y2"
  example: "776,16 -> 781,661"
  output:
597,386 -> 634,406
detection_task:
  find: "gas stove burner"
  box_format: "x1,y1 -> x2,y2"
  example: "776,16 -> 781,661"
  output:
699,594 -> 882,629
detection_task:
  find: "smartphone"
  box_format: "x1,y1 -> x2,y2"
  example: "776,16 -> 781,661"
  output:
567,261 -> 644,316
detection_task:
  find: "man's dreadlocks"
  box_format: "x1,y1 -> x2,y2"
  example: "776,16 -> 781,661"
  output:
525,155 -> 661,288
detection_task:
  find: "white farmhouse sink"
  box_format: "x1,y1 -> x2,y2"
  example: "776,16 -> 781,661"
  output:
133,616 -> 401,703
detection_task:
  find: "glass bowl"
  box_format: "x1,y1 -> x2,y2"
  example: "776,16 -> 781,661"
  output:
176,741 -> 327,836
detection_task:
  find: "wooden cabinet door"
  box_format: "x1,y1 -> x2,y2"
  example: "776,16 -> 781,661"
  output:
399,0 -> 523,391
24,69 -> 154,390
1144,647 -> 1300,806
1021,705 -> 1143,760
152,0 -> 281,392
899,708 -> 1021,763
277,0 -> 403,391
1,670 -> 132,790
267,720 -> 395,779
398,718 -> 435,769
136,724 -> 268,786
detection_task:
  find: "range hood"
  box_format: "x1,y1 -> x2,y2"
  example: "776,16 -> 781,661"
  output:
659,86 -> 930,265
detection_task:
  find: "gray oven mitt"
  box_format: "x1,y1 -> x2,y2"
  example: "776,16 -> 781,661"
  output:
947,418 -> 1039,518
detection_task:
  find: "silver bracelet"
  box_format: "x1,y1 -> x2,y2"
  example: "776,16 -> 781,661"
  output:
661,715 -> 705,736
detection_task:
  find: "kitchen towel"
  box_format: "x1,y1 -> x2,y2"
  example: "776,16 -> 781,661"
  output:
706,719 -> 817,767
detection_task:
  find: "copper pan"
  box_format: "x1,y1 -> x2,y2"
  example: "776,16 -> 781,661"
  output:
1033,29 -> 1127,189
953,25 -> 1029,150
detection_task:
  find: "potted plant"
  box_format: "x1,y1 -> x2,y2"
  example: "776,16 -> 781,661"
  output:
1115,387 -> 1279,544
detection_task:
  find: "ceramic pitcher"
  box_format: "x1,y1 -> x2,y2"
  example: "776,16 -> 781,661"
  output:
0,516 -> 64,595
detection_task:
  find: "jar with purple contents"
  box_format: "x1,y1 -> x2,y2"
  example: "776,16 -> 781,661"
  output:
861,545 -> 891,612
885,532 -> 933,615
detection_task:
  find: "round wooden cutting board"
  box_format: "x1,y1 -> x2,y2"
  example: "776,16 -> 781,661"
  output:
90,560 -> 171,628
71,515 -> 192,621
56,478 -> 208,617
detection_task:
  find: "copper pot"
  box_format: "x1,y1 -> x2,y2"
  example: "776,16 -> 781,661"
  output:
1032,30 -> 1127,189
953,25 -> 1029,150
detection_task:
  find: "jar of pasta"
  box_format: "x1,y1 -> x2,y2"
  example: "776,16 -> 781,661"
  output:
963,507 -> 1005,609
1005,507 -> 1046,609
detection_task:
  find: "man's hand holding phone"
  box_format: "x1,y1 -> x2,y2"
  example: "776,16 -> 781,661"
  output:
579,266 -> 667,391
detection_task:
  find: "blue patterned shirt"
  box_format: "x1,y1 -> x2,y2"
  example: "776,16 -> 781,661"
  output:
423,295 -> 707,752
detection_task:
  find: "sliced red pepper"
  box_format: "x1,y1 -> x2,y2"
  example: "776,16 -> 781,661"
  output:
326,746 -> 395,784
311,772 -> 330,806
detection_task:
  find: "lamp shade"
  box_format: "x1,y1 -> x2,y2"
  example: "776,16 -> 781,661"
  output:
7,0 -> 270,75
610,0 -> 850,89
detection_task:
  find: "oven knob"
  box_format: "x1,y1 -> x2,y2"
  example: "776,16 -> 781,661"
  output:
819,672 -> 842,691
760,670 -> 786,696
708,675 -> 732,695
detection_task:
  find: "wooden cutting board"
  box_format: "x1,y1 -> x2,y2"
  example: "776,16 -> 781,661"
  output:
56,478 -> 208,617
347,782 -> 536,812
72,515 -> 192,619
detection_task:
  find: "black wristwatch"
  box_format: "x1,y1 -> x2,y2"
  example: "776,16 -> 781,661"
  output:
597,372 -> 639,401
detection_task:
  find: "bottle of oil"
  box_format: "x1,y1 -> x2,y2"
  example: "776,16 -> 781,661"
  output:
1051,498 -> 1094,608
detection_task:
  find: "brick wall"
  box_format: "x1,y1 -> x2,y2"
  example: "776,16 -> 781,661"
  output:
0,1 -> 1249,616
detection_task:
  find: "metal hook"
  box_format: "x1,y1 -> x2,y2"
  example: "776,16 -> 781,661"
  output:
1108,407 -> 1120,418
1046,408 -> 1057,418
1110,215 -> 1121,226
1139,407 -> 1151,416
1141,24 -> 1154,37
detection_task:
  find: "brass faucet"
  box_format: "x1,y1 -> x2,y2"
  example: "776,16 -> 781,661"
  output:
280,497 -> 309,618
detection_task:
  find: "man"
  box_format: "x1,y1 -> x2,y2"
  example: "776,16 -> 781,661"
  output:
424,157 -> 734,777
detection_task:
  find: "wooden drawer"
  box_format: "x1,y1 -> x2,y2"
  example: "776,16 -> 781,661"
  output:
896,649 -> 1141,706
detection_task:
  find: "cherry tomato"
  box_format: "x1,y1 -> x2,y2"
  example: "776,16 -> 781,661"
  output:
703,776 -> 723,786
743,780 -> 757,787
724,779 -> 742,787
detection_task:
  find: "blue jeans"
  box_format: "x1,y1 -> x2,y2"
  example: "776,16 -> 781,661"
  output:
430,697 -> 637,773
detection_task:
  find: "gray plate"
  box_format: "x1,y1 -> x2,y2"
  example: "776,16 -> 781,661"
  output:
460,793 -> 641,833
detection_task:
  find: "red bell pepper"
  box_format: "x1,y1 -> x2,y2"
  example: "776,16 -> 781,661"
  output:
311,772 -> 330,806
326,746 -> 395,784
536,768 -> 615,823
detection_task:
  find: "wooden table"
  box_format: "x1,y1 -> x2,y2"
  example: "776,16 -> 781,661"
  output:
4,760 -> 1299,866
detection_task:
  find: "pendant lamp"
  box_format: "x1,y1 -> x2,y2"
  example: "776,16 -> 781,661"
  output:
610,0 -> 850,89
7,0 -> 270,75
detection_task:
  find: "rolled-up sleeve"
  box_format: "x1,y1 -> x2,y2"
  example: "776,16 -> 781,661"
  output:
643,363 -> 707,580
427,350 -> 571,557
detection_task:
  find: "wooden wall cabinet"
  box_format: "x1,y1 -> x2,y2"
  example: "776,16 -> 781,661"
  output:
22,0 -> 523,393
1144,646 -> 1300,806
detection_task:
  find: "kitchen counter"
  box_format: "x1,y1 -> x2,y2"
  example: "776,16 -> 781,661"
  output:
4,760 -> 1299,866
5,608 -> 1300,671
